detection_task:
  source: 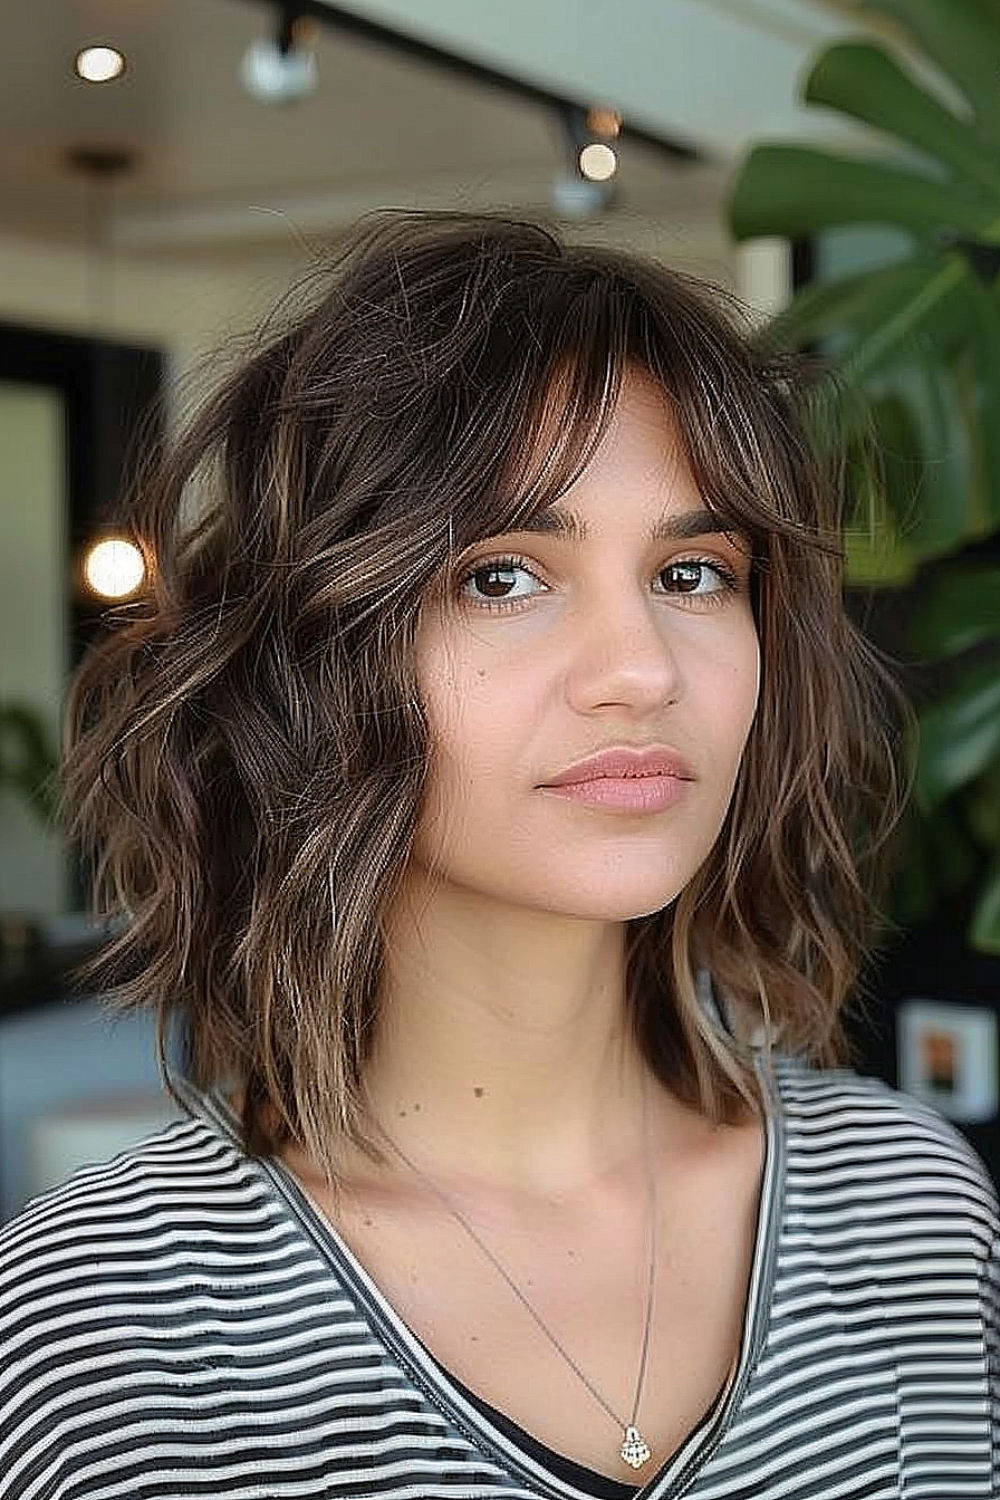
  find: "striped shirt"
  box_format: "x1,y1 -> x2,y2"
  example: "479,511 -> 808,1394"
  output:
1,1051 -> 998,1499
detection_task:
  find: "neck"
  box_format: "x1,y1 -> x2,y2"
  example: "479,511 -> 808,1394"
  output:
341,867 -> 692,1199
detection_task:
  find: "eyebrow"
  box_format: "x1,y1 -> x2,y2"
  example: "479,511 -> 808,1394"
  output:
510,503 -> 734,545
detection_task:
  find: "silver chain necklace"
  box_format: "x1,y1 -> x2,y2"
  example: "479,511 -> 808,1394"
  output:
372,1078 -> 658,1473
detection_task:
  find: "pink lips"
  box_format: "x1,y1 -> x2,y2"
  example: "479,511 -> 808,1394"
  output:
543,744 -> 695,787
539,744 -> 694,813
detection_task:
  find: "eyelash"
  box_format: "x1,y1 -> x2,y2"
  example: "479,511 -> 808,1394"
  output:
456,553 -> 743,615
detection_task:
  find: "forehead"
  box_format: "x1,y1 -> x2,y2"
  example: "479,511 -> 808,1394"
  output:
515,365 -> 716,542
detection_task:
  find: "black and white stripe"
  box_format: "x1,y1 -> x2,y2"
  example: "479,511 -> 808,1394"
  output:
2,1053 -> 997,1498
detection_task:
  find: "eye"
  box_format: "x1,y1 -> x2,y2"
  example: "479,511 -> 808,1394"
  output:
662,559 -> 738,598
456,554 -> 742,613
457,556 -> 541,611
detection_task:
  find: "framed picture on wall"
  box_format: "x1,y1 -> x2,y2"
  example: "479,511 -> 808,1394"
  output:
898,998 -> 1000,1124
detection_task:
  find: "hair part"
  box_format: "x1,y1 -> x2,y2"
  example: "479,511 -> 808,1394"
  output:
58,208 -> 912,1183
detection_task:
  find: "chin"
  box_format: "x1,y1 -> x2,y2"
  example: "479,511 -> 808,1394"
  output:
527,876 -> 691,924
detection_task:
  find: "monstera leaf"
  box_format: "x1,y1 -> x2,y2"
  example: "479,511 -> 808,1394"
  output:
728,0 -> 1000,950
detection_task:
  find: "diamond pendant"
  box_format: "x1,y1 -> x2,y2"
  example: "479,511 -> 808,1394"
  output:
620,1424 -> 652,1469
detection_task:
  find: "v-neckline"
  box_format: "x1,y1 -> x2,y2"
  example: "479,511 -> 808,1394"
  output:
201,1051 -> 786,1500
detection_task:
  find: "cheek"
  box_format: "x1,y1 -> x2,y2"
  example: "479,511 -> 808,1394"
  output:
719,629 -> 761,768
409,655 -> 515,874
414,642 -> 505,804
416,618 -> 523,758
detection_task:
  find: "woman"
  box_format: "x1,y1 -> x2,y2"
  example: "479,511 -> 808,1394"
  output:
1,209 -> 996,1499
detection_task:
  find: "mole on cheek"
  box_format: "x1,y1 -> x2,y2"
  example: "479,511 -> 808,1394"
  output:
473,1086 -> 485,1098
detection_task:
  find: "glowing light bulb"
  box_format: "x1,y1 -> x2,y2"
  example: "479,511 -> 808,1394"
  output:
75,45 -> 126,83
83,537 -> 145,600
578,143 -> 617,182
585,107 -> 622,139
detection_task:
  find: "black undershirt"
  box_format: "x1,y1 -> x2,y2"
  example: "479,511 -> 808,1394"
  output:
432,1356 -> 645,1498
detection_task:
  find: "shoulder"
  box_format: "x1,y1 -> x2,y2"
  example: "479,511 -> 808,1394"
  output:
0,1101 -> 325,1490
771,1053 -> 1000,1250
0,1101 -> 348,1498
2,1103 -> 255,1254
3,1105 -> 231,1266
0,1101 -> 295,1371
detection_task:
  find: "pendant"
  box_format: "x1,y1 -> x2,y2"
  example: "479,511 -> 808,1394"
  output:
620,1424 -> 652,1469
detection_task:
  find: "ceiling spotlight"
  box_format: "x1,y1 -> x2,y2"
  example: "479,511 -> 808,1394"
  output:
579,142 -> 617,182
74,45 -> 126,83
241,6 -> 318,103
551,103 -> 620,217
585,106 -> 622,140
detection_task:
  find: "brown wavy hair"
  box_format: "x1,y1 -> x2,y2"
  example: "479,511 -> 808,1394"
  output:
58,208 -> 911,1178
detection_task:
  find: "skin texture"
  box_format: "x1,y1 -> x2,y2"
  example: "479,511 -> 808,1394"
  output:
279,366 -> 767,1479
352,363 -> 761,1194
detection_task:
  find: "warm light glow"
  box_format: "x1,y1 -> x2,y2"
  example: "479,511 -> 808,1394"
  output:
578,142 -> 618,181
291,16 -> 321,48
586,106 -> 622,139
83,537 -> 145,599
75,45 -> 126,83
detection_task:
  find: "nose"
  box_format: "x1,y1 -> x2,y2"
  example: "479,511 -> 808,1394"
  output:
564,584 -> 682,713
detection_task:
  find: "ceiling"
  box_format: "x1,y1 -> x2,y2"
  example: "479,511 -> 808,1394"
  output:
3,0 -> 877,257
328,0 -> 867,153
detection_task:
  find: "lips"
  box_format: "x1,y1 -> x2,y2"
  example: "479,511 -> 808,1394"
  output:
543,744 -> 695,787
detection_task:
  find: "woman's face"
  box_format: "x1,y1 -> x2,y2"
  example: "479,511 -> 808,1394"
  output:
410,365 -> 760,922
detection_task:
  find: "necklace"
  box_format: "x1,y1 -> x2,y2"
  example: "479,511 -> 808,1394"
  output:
372,1078 -> 658,1473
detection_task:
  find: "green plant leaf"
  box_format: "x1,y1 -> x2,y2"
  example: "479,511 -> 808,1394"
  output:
805,41 -> 1000,200
760,254 -> 969,374
963,753 -> 1000,847
726,0 -> 1000,954
873,361 -> 975,558
761,257 -> 993,562
887,806 -> 935,923
952,275 -> 1000,532
915,659 -> 1000,807
843,414 -> 919,585
832,358 -> 975,566
969,849 -> 1000,950
840,258 -> 975,385
906,565 -> 1000,655
852,0 -> 1000,147
728,145 -> 1000,242
888,798 -> 979,921
844,522 -> 917,585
